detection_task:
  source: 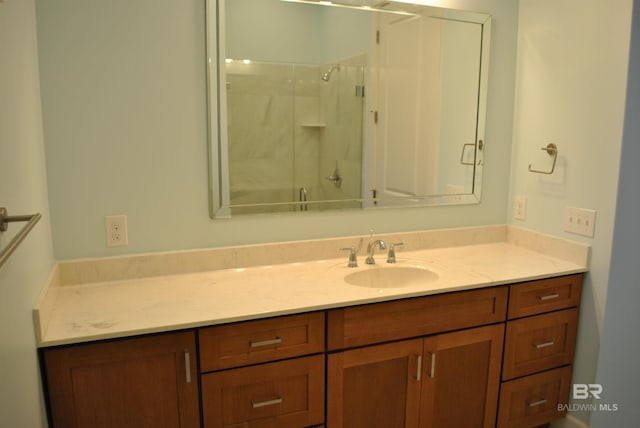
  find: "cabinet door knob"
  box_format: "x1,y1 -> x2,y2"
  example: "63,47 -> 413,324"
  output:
415,355 -> 423,381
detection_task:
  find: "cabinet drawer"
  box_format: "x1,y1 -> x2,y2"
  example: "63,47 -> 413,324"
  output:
508,274 -> 583,319
497,366 -> 572,428
199,312 -> 324,372
327,286 -> 507,350
201,354 -> 325,428
503,309 -> 578,380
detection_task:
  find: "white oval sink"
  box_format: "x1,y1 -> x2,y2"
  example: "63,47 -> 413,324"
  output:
344,266 -> 439,288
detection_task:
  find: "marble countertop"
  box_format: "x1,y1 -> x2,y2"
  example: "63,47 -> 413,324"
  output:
34,226 -> 589,347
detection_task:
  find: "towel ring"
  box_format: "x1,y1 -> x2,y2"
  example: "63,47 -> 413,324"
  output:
528,143 -> 558,175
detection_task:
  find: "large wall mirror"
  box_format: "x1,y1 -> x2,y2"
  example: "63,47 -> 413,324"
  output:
207,0 -> 491,218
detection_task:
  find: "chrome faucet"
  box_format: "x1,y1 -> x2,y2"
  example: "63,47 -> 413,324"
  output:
366,239 -> 386,264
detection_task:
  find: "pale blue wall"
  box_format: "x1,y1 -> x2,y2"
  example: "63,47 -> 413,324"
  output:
37,0 -> 519,260
509,0 -> 633,425
0,0 -> 54,426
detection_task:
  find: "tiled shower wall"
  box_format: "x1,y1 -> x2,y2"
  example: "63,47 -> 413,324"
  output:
225,55 -> 365,213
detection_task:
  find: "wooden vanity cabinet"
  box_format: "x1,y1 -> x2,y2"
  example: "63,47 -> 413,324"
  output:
40,273 -> 584,428
42,331 -> 200,428
327,287 -> 508,428
498,274 -> 583,428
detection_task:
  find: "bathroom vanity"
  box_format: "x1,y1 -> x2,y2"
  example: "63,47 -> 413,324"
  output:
35,226 -> 588,428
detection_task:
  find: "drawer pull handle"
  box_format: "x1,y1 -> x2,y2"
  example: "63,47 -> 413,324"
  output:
528,399 -> 547,407
250,337 -> 282,348
429,352 -> 436,378
184,350 -> 192,384
415,355 -> 423,381
534,340 -> 555,349
252,396 -> 283,408
537,293 -> 560,301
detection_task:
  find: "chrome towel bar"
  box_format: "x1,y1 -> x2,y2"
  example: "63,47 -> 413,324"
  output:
0,207 -> 42,269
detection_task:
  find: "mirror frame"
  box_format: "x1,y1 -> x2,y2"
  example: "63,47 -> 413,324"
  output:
206,0 -> 492,218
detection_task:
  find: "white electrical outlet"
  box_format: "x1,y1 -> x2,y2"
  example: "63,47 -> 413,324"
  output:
565,207 -> 596,237
105,215 -> 128,247
514,195 -> 527,221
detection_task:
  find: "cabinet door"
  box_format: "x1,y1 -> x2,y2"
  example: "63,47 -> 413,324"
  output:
44,331 -> 199,428
327,339 -> 423,428
419,324 -> 504,428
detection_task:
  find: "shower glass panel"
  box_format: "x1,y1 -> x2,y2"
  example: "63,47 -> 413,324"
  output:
225,58 -> 365,214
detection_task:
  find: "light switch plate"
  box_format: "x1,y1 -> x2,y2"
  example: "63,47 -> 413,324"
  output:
564,207 -> 596,237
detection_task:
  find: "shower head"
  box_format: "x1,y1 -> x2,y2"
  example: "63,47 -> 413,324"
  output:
322,65 -> 340,82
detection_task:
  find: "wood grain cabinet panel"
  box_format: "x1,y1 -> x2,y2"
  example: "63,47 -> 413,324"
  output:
508,274 -> 583,319
497,366 -> 572,428
502,308 -> 579,380
327,338 -> 424,428
201,354 -> 325,428
43,331 -> 199,428
327,324 -> 504,428
420,324 -> 504,428
199,312 -> 324,372
327,286 -> 508,350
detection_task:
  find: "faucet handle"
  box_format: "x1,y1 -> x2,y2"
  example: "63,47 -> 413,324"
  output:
387,242 -> 404,264
341,247 -> 358,268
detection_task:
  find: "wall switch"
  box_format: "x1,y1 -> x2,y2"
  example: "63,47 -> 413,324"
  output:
105,215 -> 128,247
565,207 -> 596,237
514,195 -> 527,220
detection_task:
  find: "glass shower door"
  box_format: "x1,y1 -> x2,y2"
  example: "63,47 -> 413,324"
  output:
225,57 -> 365,214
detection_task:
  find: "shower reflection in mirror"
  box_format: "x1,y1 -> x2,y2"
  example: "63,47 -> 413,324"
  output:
224,56 -> 365,214
210,0 -> 490,217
